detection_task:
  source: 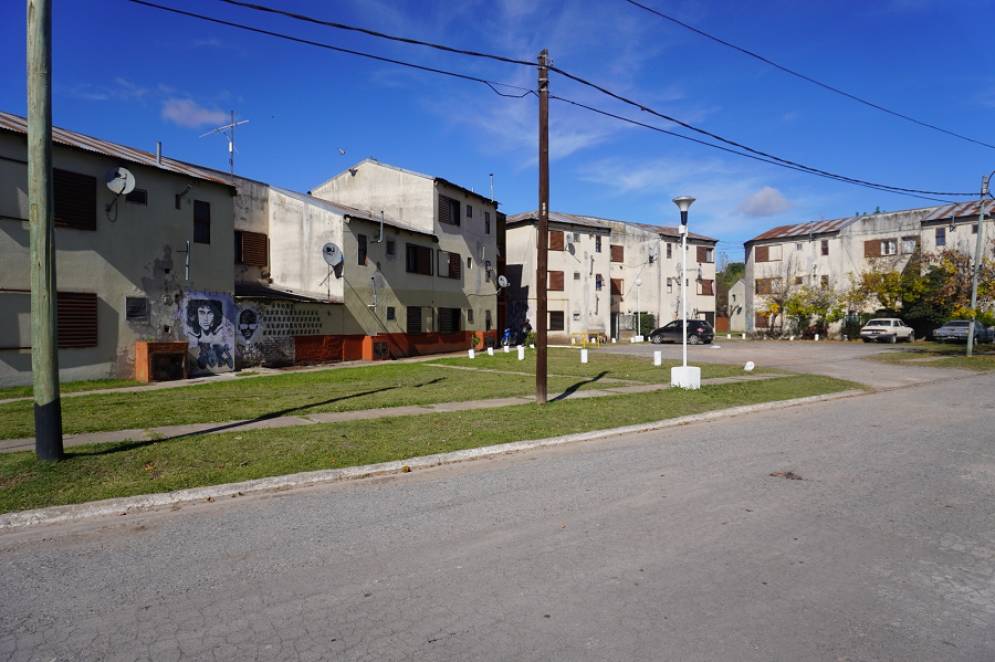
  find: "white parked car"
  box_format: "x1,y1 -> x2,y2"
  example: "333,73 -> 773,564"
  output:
860,318 -> 914,343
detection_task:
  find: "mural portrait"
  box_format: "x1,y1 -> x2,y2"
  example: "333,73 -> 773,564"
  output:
238,307 -> 260,342
179,292 -> 236,375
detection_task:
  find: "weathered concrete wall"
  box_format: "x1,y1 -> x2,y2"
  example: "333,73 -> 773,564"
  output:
267,188 -> 346,303
504,221 -> 613,340
311,160 -> 435,232
729,279 -> 746,332
0,132 -> 234,386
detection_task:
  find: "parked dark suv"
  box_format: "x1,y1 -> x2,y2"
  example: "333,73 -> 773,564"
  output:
649,320 -> 715,345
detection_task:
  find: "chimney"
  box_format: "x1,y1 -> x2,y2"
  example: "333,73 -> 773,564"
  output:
155,141 -> 162,165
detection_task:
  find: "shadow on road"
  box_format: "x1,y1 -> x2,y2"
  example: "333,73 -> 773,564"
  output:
550,371 -> 608,403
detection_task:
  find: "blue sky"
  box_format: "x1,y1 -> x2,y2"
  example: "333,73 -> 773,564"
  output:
3,0 -> 994,260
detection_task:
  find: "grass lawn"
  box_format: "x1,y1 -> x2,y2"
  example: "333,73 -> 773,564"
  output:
0,374 -> 857,513
0,378 -> 139,401
871,342 -> 995,371
0,360 -> 608,439
428,347 -> 764,382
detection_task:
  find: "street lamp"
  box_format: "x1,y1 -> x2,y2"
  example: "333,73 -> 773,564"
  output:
671,195 -> 700,390
635,277 -> 642,340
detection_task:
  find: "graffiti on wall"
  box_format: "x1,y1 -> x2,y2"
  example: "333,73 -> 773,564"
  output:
180,292 -> 235,375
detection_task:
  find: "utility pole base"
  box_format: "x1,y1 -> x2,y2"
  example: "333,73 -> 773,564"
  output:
33,398 -> 64,461
670,366 -> 701,390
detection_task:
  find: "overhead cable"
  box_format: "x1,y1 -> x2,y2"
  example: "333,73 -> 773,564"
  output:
623,0 -> 995,151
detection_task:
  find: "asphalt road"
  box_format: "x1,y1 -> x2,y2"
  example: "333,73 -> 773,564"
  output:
603,338 -> 975,388
2,372 -> 994,661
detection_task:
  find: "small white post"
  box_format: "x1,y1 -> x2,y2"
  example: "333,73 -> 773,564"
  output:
580,348 -> 589,364
468,349 -> 475,359
654,350 -> 662,366
726,333 -> 731,339
503,345 -> 509,353
487,347 -> 494,356
742,333 -> 747,340
814,333 -> 819,342
789,335 -> 795,341
517,345 -> 525,360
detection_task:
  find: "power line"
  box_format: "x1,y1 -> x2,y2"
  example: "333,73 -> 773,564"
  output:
548,68 -> 975,198
128,0 -> 535,98
216,0 -> 537,68
623,0 -> 995,151
550,94 -> 955,204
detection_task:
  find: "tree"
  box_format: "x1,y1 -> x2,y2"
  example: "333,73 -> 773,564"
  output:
716,261 -> 745,316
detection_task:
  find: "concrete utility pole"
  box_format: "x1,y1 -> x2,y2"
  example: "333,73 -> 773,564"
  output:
967,173 -> 990,357
27,0 -> 64,460
535,49 -> 549,404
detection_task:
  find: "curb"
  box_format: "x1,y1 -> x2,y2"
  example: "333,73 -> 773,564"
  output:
0,388 -> 864,530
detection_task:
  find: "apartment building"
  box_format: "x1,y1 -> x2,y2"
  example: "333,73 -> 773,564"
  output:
743,203 -> 993,332
504,211 -> 612,342
604,219 -> 718,337
505,211 -> 718,341
0,112 -> 235,386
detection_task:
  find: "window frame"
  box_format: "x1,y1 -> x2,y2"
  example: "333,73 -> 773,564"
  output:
193,200 -> 211,244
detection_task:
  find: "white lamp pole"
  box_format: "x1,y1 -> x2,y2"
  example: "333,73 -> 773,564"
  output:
671,196 -> 700,389
635,277 -> 642,339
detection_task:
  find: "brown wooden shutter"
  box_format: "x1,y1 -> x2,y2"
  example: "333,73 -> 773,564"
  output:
57,292 -> 97,348
239,231 -> 268,266
53,168 -> 97,231
864,240 -> 881,258
755,245 -> 769,262
610,278 -> 623,296
610,244 -> 624,263
417,246 -> 432,275
700,279 -> 714,295
449,252 -> 462,279
755,312 -> 769,328
548,270 -> 564,291
697,246 -> 707,263
438,195 -> 451,224
755,278 -> 772,295
549,230 -> 564,251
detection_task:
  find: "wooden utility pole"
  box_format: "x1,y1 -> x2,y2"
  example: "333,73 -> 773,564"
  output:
535,49 -> 550,404
27,0 -> 64,460
967,173 -> 990,358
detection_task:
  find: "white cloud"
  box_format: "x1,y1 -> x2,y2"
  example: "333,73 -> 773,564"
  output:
160,98 -> 228,129
737,186 -> 791,217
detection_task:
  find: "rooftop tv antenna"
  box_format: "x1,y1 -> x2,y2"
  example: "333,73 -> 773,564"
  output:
200,110 -> 249,177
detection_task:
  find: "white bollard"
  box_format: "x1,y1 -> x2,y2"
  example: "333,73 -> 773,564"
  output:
487,347 -> 494,356
742,333 -> 747,340
726,333 -> 731,339
789,335 -> 795,341
503,345 -> 509,353
580,348 -> 589,364
517,345 -> 526,360
814,334 -> 819,342
468,349 -> 475,359
571,337 -> 576,345
611,337 -> 616,343
654,350 -> 662,366
529,343 -> 535,349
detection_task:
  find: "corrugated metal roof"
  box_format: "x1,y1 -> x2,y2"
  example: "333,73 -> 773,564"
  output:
747,217 -> 859,243
0,111 -> 232,187
921,200 -> 988,222
507,210 -> 718,242
235,282 -> 343,304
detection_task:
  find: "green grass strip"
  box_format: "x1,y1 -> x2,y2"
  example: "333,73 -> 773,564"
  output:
0,374 -> 856,513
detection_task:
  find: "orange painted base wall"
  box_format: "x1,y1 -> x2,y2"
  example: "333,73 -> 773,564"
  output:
294,331 -> 497,364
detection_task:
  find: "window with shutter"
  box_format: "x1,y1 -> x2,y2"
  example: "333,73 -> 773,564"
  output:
438,307 -> 462,334
595,274 -> 604,290
755,312 -> 769,328
610,278 -> 623,296
449,252 -> 462,279
405,243 -> 433,275
548,270 -> 564,291
358,234 -> 368,265
698,279 -> 714,296
53,168 -> 97,231
821,240 -> 830,256
406,306 -> 422,334
610,244 -> 624,263
438,195 -> 460,226
549,230 -> 564,251
549,311 -> 565,331
755,245 -> 769,262
57,292 -> 98,348
193,200 -> 211,244
697,246 -> 707,263
755,278 -> 773,295
935,227 -> 946,246
864,239 -> 881,258
235,230 -> 268,266
595,235 -> 603,253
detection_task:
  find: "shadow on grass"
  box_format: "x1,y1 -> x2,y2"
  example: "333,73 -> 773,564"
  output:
550,371 -> 609,403
70,377 -> 447,458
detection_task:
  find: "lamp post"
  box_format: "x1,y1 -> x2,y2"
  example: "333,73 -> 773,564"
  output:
671,195 -> 700,389
635,277 -> 642,340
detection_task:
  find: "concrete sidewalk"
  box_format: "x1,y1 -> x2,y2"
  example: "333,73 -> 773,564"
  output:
0,372 -> 787,454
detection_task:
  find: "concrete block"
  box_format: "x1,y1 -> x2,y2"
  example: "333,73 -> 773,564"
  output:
670,365 -> 701,390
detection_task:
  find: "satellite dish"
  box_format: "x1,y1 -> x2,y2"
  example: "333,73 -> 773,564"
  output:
321,242 -> 344,267
105,167 -> 136,196
497,275 -> 509,288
